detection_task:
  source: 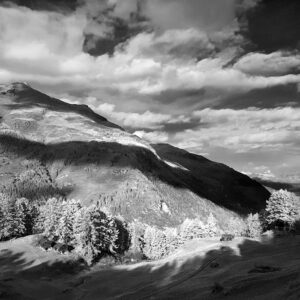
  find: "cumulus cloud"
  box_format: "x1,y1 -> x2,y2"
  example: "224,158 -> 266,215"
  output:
0,0 -> 299,180
1,2 -> 300,99
171,107 -> 300,153
234,51 -> 300,76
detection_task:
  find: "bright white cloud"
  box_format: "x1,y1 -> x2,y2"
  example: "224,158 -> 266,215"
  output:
234,51 -> 300,76
1,4 -> 299,97
171,107 -> 300,153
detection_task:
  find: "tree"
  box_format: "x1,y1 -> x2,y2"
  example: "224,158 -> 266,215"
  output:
143,226 -> 168,260
206,213 -> 219,237
115,218 -> 130,254
56,199 -> 81,245
179,218 -> 207,244
73,205 -> 119,265
2,201 -> 26,239
265,190 -> 299,229
226,217 -> 246,236
15,198 -> 37,235
245,213 -> 262,238
43,198 -> 63,240
128,221 -> 146,254
0,207 -> 5,241
164,227 -> 179,254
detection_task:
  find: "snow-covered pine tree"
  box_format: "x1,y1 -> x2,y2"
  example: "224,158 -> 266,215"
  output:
265,189 -> 299,229
143,226 -> 169,260
73,207 -> 91,255
164,227 -> 179,255
2,201 -> 26,239
245,213 -> 262,238
179,218 -> 207,243
88,205 -> 118,254
73,205 -> 118,264
43,197 -> 63,241
206,213 -> 218,237
179,218 -> 194,243
227,217 -> 246,236
15,198 -> 35,235
56,199 -> 81,245
115,218 -> 130,254
128,221 -> 146,254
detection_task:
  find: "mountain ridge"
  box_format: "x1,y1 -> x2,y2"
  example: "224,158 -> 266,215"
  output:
0,83 -> 270,226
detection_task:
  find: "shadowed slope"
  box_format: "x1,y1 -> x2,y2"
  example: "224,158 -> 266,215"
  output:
0,235 -> 299,300
153,143 -> 270,214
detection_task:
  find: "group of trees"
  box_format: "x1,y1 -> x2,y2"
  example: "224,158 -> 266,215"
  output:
0,195 -> 38,241
136,190 -> 299,260
37,198 -> 129,265
0,196 -> 129,265
0,189 -> 299,264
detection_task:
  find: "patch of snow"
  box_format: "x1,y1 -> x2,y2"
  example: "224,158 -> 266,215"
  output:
164,160 -> 189,171
161,201 -> 171,214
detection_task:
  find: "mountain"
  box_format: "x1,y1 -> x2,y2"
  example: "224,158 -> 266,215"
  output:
0,82 -> 270,227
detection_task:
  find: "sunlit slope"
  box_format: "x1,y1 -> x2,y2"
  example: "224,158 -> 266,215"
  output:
0,83 -> 269,226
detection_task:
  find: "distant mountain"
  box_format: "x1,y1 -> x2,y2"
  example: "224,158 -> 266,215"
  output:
0,83 -> 270,227
253,177 -> 300,197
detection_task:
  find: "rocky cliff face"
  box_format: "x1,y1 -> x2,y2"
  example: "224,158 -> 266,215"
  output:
0,83 -> 270,226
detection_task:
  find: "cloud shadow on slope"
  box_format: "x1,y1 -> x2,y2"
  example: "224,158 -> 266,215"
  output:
0,134 -> 269,215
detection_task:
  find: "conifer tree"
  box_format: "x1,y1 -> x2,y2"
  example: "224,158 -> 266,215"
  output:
227,217 -> 246,236
164,227 -> 179,254
73,205 -> 118,264
245,213 -> 262,238
265,189 -> 299,229
15,198 -> 35,235
179,218 -> 207,243
56,199 -> 81,245
206,213 -> 218,237
43,198 -> 63,240
2,201 -> 26,239
0,207 -> 5,241
128,221 -> 146,253
143,226 -> 169,260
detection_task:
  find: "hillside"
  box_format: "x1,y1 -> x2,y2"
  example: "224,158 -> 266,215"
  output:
0,82 -> 270,226
0,235 -> 299,299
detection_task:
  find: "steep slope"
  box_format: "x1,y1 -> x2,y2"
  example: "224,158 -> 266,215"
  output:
152,143 -> 270,215
0,83 -> 270,226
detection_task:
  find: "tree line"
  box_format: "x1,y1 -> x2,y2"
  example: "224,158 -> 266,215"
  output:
0,189 -> 299,264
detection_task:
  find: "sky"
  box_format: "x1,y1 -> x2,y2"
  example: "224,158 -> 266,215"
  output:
0,0 -> 299,182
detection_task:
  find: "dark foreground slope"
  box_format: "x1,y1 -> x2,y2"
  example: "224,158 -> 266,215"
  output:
0,83 -> 269,226
1,235 -> 299,300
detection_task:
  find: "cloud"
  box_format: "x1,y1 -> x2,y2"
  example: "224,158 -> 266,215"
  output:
133,130 -> 169,143
234,51 -> 300,76
63,96 -> 173,129
0,0 -> 299,182
171,107 -> 300,153
1,3 -> 299,100
143,0 -> 236,32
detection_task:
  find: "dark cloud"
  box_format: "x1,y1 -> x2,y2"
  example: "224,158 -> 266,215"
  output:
216,84 -> 300,109
0,0 -> 77,12
241,0 -> 300,53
